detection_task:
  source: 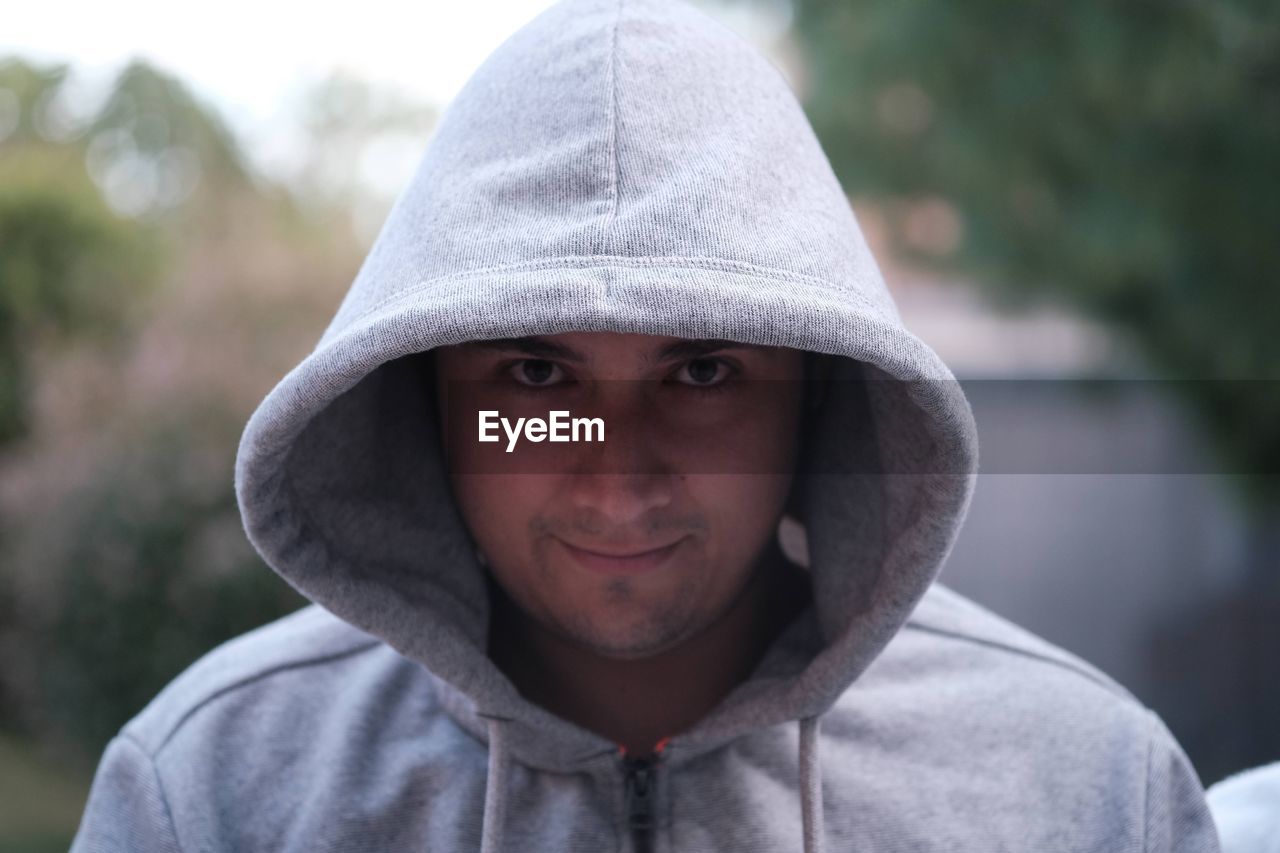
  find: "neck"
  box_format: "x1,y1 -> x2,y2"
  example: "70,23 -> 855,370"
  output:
487,538 -> 812,758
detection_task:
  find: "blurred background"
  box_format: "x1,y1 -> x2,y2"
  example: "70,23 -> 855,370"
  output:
0,1 -> 1276,848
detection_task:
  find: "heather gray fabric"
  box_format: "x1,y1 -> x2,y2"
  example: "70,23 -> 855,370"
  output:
1207,762 -> 1280,853
72,0 -> 1220,850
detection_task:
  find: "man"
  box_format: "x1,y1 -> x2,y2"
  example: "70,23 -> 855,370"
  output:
72,0 -> 1220,850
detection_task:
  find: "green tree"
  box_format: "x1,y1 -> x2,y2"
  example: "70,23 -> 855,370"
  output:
0,62 -> 162,447
790,0 -> 1280,504
0,57 -> 311,760
31,421 -> 304,753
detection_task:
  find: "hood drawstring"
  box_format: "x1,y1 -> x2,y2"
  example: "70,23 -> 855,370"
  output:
799,715 -> 827,853
480,716 -> 511,853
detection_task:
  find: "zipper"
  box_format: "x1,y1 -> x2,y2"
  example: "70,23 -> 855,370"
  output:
622,754 -> 657,853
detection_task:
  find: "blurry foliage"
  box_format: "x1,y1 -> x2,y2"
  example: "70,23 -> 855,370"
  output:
281,69 -> 438,243
89,62 -> 251,189
27,422 -> 304,753
0,158 -> 161,445
0,54 -> 372,763
0,61 -> 165,447
790,0 -> 1280,505
0,731 -> 91,853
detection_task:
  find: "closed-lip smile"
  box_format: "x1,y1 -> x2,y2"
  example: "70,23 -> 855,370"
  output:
556,537 -> 686,576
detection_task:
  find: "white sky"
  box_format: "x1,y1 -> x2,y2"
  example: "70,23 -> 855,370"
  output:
2,0 -> 558,122
1,1 -> 791,130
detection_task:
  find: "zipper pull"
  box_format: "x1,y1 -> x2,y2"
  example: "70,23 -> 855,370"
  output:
623,755 -> 657,853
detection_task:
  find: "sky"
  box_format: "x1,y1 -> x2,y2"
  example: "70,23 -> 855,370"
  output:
3,0 -> 558,124
1,0 -> 791,138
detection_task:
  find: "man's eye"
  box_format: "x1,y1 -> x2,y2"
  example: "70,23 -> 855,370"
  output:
674,357 -> 731,387
509,359 -> 565,386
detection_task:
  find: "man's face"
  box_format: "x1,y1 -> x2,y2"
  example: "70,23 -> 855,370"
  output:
433,332 -> 805,660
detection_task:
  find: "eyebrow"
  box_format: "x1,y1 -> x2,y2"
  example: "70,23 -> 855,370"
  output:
652,339 -> 767,363
464,336 -> 768,365
467,337 -> 586,361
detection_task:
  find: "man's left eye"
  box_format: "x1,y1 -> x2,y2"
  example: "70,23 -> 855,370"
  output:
674,357 -> 730,386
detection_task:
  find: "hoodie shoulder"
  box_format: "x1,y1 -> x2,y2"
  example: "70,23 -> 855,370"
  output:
121,605 -> 386,755
902,581 -> 1135,699
819,584 -> 1218,850
80,608 -> 496,851
849,581 -> 1156,759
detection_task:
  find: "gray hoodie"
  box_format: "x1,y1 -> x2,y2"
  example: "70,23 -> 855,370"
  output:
71,0 -> 1220,850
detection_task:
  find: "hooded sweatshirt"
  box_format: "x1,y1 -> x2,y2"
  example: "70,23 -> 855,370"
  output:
71,0 -> 1220,850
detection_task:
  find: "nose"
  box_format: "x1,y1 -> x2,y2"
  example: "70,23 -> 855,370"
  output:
566,471 -> 675,528
563,390 -> 675,525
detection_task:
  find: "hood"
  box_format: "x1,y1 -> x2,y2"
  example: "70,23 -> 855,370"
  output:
235,0 -> 977,770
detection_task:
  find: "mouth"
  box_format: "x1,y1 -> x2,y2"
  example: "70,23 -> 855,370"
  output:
556,537 -> 686,577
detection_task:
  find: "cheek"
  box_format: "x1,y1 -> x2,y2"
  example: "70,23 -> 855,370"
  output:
685,473 -> 794,558
662,384 -> 803,476
752,382 -> 806,469
448,474 -> 556,559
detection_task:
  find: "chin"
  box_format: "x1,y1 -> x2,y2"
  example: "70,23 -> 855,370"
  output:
558,607 -> 699,660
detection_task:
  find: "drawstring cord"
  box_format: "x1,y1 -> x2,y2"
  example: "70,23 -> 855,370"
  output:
480,717 -> 510,853
799,715 -> 827,853
480,717 -> 826,853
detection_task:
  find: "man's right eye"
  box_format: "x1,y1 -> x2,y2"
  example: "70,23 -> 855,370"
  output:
508,359 -> 565,387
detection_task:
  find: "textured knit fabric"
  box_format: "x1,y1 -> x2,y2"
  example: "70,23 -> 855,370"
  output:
72,0 -> 1220,850
1207,762 -> 1280,853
